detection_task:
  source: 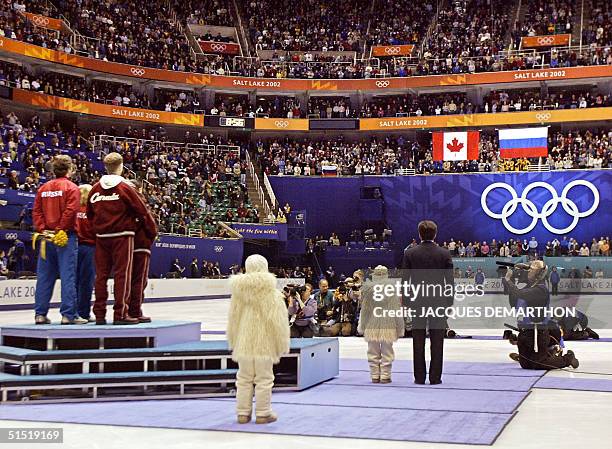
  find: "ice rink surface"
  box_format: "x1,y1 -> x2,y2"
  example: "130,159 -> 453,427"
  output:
1,296 -> 612,449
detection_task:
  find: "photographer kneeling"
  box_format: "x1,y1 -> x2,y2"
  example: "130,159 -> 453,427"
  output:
502,260 -> 579,370
286,284 -> 317,338
321,281 -> 357,337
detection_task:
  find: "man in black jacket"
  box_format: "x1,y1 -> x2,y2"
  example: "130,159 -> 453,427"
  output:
402,220 -> 454,385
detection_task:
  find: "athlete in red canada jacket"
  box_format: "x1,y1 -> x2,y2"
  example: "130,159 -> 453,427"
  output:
87,175 -> 157,322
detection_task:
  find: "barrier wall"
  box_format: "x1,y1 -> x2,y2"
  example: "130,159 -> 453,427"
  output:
269,170 -> 612,245
0,277 -> 304,309
12,90 -> 204,127
149,234 -> 243,276
1,35 -> 611,91
0,231 -> 244,277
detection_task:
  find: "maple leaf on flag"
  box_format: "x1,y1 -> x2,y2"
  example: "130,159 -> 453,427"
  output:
447,138 -> 464,152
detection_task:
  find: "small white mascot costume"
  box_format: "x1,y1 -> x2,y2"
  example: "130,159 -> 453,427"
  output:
358,265 -> 405,383
227,254 -> 290,424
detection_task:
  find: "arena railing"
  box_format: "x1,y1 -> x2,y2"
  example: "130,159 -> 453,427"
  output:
94,135 -> 231,157
527,163 -> 552,172
263,173 -> 278,211
267,167 -> 612,179
245,150 -> 271,217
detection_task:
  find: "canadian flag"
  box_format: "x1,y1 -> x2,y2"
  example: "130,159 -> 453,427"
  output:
432,131 -> 480,161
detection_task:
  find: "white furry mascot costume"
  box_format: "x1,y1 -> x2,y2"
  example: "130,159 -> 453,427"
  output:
227,254 -> 290,424
358,265 -> 405,383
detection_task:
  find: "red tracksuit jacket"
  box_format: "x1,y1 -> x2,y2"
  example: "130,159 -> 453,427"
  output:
134,195 -> 158,251
32,177 -> 80,232
75,204 -> 96,245
87,175 -> 157,240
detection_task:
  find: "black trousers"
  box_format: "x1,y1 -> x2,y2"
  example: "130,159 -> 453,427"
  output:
519,351 -> 574,370
411,316 -> 446,383
551,283 -> 559,296
290,324 -> 314,338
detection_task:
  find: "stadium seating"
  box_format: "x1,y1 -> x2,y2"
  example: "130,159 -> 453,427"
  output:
0,0 -> 608,79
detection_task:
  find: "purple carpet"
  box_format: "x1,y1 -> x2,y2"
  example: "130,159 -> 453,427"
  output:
0,400 -> 511,445
535,376 -> 612,393
0,359 -> 548,445
328,369 -> 538,391
240,384 -> 528,413
340,358 -> 544,377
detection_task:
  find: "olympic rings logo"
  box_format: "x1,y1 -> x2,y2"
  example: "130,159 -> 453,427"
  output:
481,180 -> 599,234
535,112 -> 551,121
32,15 -> 50,27
210,43 -> 227,52
3,233 -> 18,240
214,246 -> 224,253
274,120 -> 289,128
384,46 -> 401,55
375,80 -> 390,88
130,67 -> 146,76
536,36 -> 555,46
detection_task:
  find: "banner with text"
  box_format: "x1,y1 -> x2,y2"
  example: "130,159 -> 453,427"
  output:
230,223 -> 288,241
12,89 -> 204,127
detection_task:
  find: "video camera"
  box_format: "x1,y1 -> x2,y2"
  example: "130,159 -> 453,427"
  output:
283,284 -> 308,297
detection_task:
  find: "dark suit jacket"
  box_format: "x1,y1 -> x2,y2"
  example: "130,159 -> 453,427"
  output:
402,241 -> 455,309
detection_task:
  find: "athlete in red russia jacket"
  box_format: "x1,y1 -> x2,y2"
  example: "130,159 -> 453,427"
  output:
75,204 -> 96,245
33,177 -> 80,232
86,175 -> 156,239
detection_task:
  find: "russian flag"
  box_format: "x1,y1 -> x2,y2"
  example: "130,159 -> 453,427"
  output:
499,127 -> 548,159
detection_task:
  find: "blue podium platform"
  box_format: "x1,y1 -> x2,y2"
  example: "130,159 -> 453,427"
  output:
0,321 -> 202,350
0,321 -> 339,403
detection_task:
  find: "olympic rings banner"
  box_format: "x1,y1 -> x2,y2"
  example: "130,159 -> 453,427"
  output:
371,45 -> 414,57
270,170 -> 612,246
19,12 -> 68,32
0,36 -> 611,91
378,170 -> 612,244
12,89 -> 204,127
521,34 -> 571,48
255,118 -> 310,131
198,40 -> 240,55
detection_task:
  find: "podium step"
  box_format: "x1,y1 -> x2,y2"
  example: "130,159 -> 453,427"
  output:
0,321 -> 202,350
0,369 -> 237,403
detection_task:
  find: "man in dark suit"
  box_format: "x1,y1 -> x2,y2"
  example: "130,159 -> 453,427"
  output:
402,220 -> 454,385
